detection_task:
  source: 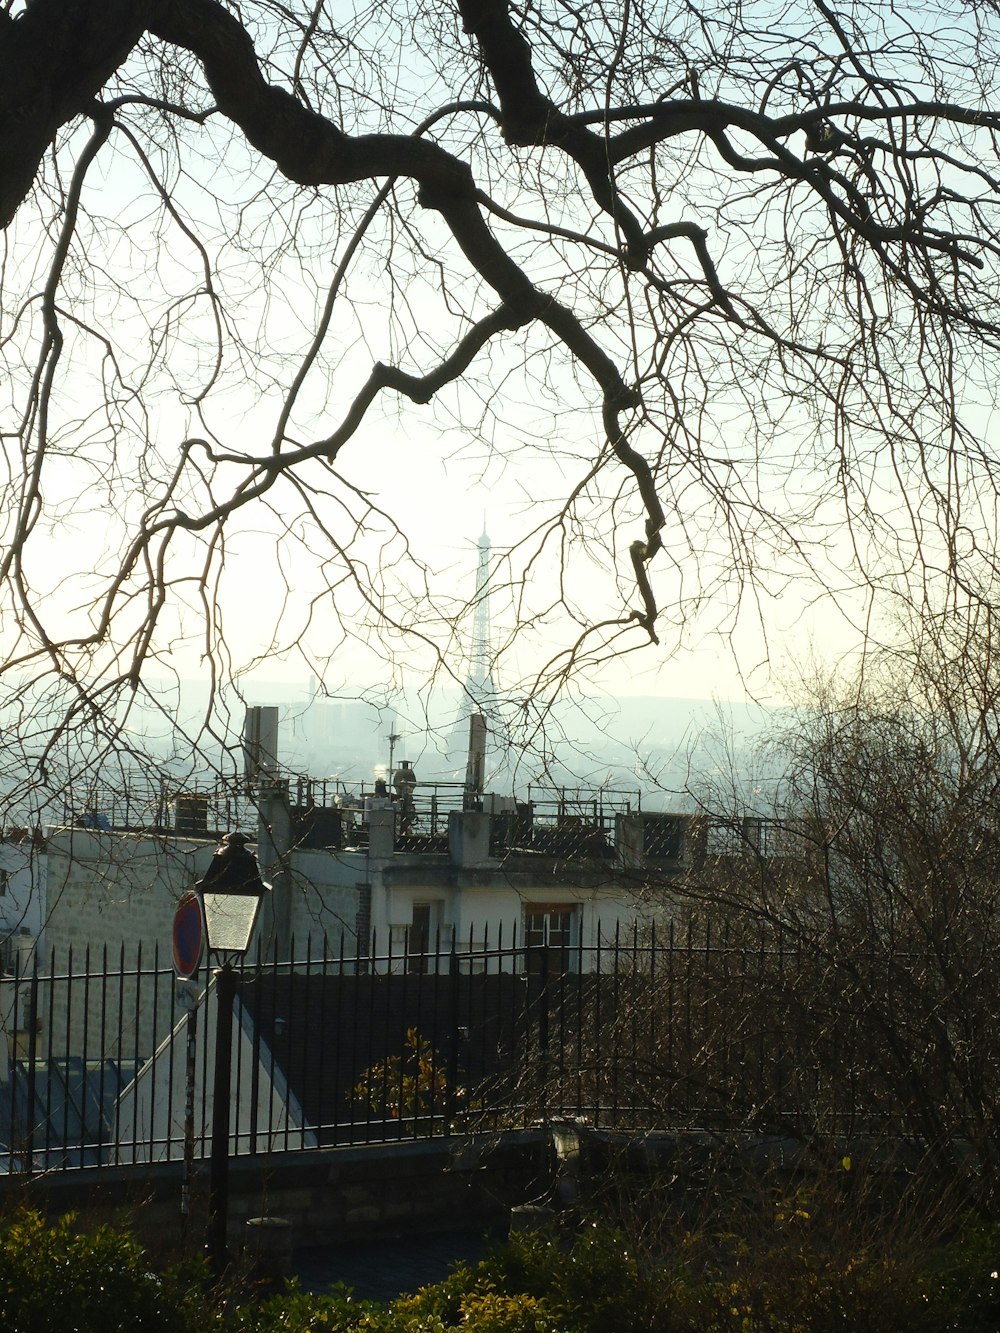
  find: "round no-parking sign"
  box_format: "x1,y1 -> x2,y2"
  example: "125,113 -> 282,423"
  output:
172,890 -> 204,980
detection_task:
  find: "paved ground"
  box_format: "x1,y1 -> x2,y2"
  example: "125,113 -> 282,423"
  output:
293,1228 -> 493,1302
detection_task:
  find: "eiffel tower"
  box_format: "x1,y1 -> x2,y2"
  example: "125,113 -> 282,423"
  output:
464,525 -> 494,706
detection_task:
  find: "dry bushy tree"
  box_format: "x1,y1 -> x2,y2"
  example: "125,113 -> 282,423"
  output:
622,606 -> 1000,1206
5,0 -> 1000,806
496,615 -> 1000,1215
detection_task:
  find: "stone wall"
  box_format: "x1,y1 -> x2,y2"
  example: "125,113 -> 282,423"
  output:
41,830 -> 207,1057
0,1133 -> 547,1257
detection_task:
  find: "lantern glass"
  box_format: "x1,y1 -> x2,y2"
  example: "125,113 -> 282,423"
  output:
202,890 -> 263,957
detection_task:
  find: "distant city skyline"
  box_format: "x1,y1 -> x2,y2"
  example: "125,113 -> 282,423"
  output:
120,674 -> 778,805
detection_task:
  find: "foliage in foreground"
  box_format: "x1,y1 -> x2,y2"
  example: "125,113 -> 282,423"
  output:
0,1210 -> 198,1333
3,1202 -> 1000,1332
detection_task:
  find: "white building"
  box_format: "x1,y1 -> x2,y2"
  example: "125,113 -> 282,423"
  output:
23,777 -> 709,1075
0,835 -> 46,969
0,836 -> 47,1067
42,800 -> 703,971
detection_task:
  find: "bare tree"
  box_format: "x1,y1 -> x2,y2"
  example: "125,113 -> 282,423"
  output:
626,605 -> 1000,1207
5,0 -> 1000,803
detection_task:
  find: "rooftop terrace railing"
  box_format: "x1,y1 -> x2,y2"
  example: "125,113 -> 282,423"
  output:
57,772 -> 644,858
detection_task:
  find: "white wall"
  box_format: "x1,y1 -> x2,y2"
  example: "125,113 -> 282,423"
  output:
46,829 -> 367,961
0,838 -> 46,956
286,847 -> 366,955
379,879 -> 644,973
0,840 -> 47,1063
45,828 -> 211,960
40,829 -> 368,1059
113,981 -> 313,1164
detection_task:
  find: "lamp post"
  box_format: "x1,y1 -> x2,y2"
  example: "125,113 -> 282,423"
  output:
197,831 -> 269,1274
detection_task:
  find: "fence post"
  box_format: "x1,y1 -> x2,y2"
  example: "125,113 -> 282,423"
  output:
537,942 -> 550,1096
180,983 -> 199,1232
207,963 -> 237,1272
445,932 -> 460,1126
24,958 -> 39,1175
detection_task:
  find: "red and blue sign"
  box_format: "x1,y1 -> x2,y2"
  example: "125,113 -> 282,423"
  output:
172,890 -> 204,980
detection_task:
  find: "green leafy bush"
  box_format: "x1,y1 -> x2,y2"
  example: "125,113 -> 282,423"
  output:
474,1226 -> 662,1333
0,1209 -> 195,1333
8,1195 -> 1000,1332
354,1028 -> 456,1132
456,1288 -> 564,1332
645,1192 -> 1000,1333
916,1216 -> 1000,1332
232,1282 -> 400,1331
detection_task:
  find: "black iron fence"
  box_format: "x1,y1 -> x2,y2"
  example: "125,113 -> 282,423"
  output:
1,921 -> 996,1176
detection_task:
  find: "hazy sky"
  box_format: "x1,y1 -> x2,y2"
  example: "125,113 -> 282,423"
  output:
5,2 -> 985,730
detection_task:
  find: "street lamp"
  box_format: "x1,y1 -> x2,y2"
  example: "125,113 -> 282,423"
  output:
197,832 -> 269,1273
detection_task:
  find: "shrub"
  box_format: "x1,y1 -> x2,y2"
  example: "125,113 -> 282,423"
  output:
232,1282 -> 405,1331
354,1028 -> 456,1131
0,1209 -> 194,1333
471,1226 -> 666,1333
915,1216 -> 1000,1332
9,1194 -> 1000,1332
456,1289 -> 564,1332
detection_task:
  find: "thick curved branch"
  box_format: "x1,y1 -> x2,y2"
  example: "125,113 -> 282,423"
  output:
149,0 -> 472,195
8,0 -> 999,698
0,0 -> 150,227
151,0 -> 638,396
455,0 -> 650,257
149,0 -> 660,625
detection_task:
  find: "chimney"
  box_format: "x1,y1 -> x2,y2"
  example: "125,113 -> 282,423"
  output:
465,713 -> 487,795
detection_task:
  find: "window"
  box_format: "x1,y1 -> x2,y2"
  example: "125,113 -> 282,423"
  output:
408,902 -> 431,972
524,904 -> 576,975
406,902 -> 437,974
